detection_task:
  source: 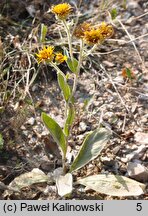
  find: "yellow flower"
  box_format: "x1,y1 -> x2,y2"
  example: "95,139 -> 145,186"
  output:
98,22 -> 114,40
55,53 -> 67,64
84,28 -> 102,45
51,3 -> 72,19
36,46 -> 54,63
74,22 -> 91,39
83,22 -> 114,45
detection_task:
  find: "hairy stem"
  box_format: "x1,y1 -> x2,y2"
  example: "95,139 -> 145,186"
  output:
50,62 -> 66,78
70,39 -> 84,100
62,19 -> 74,62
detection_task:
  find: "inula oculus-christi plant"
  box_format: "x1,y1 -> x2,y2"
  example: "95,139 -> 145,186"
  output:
34,3 -> 146,197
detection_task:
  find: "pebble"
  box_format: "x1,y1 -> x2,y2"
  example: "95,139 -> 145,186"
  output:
127,162 -> 148,183
102,60 -> 115,67
112,146 -> 120,154
79,122 -> 87,132
27,117 -> 35,125
125,144 -> 146,161
134,132 -> 148,145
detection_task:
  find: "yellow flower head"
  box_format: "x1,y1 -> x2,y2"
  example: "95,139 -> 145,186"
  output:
98,22 -> 114,40
51,3 -> 72,19
36,46 -> 54,63
84,28 -> 102,45
55,53 -> 67,64
74,22 -> 91,39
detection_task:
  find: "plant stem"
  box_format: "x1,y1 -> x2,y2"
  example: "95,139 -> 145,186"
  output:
69,39 -> 84,100
50,62 -> 66,78
62,19 -> 74,62
62,155 -> 67,174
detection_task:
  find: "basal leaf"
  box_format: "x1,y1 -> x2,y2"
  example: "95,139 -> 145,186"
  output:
42,112 -> 67,157
70,128 -> 111,172
9,168 -> 49,191
77,174 -> 146,196
64,103 -> 75,137
57,72 -> 71,102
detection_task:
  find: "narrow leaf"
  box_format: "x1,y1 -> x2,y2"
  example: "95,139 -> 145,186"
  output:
42,112 -> 67,157
0,133 -> 4,150
40,24 -> 48,43
57,72 -> 71,102
125,68 -> 132,79
77,174 -> 146,196
111,8 -> 117,20
64,103 -> 75,137
70,128 -> 111,172
66,58 -> 78,73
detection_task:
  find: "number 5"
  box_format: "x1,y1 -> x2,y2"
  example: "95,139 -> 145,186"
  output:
136,203 -> 142,211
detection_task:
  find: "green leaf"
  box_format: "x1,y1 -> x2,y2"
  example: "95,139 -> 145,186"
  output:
111,8 -> 117,20
125,68 -> 132,79
42,112 -> 67,157
57,72 -> 71,102
64,103 -> 75,137
0,133 -> 4,150
70,128 -> 111,172
40,24 -> 48,43
77,174 -> 146,196
66,58 -> 78,73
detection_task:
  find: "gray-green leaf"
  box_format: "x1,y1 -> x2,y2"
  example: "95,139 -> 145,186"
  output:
40,23 -> 48,43
57,72 -> 71,102
70,128 -> 111,172
9,168 -> 49,191
64,103 -> 75,137
77,174 -> 146,196
66,58 -> 78,73
42,112 -> 67,157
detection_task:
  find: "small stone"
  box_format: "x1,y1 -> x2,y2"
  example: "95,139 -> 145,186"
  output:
101,156 -> 119,169
102,60 -> 115,67
120,157 -> 128,163
112,146 -> 120,154
79,122 -> 87,132
125,144 -> 146,161
134,132 -> 148,145
27,117 -> 35,125
141,118 -> 147,123
40,161 -> 54,172
127,162 -> 148,183
44,185 -> 56,195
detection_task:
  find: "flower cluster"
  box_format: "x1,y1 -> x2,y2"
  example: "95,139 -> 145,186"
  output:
74,22 -> 91,39
36,46 -> 67,64
51,3 -> 72,20
74,22 -> 114,45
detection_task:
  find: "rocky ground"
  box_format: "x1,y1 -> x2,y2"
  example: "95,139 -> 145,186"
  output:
0,0 -> 148,199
